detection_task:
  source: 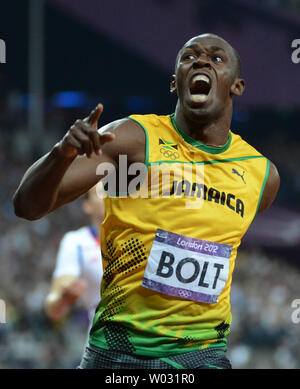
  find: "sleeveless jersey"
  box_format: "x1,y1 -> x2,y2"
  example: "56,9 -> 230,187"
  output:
89,113 -> 269,357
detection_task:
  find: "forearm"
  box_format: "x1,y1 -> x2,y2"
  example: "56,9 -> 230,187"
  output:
13,143 -> 75,220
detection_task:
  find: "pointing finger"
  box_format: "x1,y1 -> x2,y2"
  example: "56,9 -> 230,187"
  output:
85,104 -> 103,128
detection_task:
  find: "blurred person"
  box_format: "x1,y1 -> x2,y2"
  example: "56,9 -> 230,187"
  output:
45,183 -> 104,325
13,33 -> 280,369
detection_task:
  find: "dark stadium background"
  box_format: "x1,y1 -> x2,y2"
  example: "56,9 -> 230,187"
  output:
0,0 -> 300,368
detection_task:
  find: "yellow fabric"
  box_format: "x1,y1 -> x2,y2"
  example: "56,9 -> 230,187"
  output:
89,113 -> 269,356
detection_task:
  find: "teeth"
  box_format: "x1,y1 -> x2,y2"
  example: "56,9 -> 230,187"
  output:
192,74 -> 210,85
191,94 -> 208,103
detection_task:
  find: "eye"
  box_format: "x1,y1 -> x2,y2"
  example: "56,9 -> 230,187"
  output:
182,54 -> 196,61
213,55 -> 223,63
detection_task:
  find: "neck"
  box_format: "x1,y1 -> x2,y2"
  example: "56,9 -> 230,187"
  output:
174,103 -> 232,147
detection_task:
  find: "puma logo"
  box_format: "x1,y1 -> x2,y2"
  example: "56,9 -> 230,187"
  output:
232,168 -> 246,184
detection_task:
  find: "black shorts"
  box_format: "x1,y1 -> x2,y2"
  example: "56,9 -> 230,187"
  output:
78,343 -> 232,369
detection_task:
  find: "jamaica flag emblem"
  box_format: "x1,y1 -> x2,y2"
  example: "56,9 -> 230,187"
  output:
159,138 -> 178,150
159,138 -> 180,160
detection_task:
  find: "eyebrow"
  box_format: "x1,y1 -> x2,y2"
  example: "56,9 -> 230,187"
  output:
183,44 -> 227,54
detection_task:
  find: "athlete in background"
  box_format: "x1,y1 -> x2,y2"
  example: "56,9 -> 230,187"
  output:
13,33 -> 280,369
45,183 -> 104,325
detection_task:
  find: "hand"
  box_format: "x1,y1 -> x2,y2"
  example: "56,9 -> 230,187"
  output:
61,278 -> 87,305
57,104 -> 115,159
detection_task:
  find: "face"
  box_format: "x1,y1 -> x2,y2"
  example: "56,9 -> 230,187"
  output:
82,183 -> 105,223
171,34 -> 244,122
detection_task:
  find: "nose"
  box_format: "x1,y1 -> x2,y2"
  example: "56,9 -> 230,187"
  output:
192,55 -> 212,70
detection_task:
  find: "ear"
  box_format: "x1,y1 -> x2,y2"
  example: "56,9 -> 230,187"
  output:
170,74 -> 177,94
230,78 -> 245,97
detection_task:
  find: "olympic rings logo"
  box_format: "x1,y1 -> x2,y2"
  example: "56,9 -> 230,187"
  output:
160,148 -> 180,160
178,290 -> 191,298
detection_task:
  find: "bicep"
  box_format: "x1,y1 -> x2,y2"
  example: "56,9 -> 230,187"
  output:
258,160 -> 280,214
52,118 -> 144,211
53,154 -> 114,210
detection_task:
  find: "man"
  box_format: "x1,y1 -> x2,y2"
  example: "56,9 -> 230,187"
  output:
45,184 -> 104,326
13,33 -> 280,369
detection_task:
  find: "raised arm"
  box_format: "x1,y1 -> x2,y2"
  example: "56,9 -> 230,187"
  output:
13,105 -> 146,220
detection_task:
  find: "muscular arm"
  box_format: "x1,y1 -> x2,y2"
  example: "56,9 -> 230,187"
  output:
13,107 -> 145,220
55,118 -> 146,210
258,160 -> 280,214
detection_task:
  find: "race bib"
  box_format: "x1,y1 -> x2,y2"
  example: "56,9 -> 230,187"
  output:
142,229 -> 232,304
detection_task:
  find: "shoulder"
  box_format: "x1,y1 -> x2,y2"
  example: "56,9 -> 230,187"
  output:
98,116 -> 148,164
128,113 -> 168,128
230,133 -> 280,214
258,160 -> 280,214
99,113 -> 168,135
97,113 -> 170,164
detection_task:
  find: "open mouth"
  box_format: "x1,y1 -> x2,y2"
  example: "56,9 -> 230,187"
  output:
189,74 -> 211,103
